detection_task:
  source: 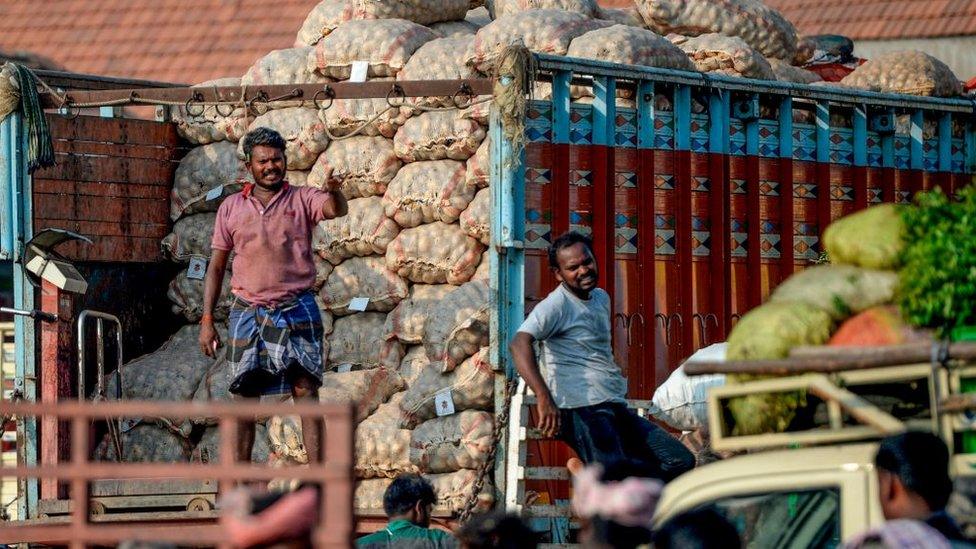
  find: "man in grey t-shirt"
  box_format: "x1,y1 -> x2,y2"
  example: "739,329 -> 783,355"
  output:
510,232 -> 694,481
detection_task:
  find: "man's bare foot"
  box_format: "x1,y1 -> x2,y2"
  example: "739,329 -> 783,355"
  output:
567,457 -> 584,476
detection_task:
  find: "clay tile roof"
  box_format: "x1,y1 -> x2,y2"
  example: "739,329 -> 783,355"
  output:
765,0 -> 976,40
0,0 -> 321,85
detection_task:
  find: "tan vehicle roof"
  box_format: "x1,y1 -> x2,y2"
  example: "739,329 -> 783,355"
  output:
655,442 -> 881,526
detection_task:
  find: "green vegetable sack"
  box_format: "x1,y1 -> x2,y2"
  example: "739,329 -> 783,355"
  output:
898,186 -> 976,336
823,203 -> 906,269
769,264 -> 899,321
726,302 -> 835,435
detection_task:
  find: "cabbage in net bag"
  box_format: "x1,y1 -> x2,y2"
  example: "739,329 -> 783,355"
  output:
635,0 -> 798,60
308,137 -> 402,198
313,196 -> 400,264
310,19 -> 437,79
171,142 -> 249,221
386,222 -> 485,284
383,160 -> 474,227
319,256 -> 409,316
840,50 -> 962,97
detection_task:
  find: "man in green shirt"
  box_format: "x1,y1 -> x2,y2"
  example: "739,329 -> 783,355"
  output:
357,474 -> 458,549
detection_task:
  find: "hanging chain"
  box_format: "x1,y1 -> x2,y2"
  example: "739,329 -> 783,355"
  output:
457,377 -> 517,523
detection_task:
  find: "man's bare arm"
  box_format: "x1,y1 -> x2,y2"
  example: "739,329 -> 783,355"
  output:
510,331 -> 561,438
198,248 -> 231,357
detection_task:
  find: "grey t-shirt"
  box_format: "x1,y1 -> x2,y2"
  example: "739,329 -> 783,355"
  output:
517,284 -> 627,409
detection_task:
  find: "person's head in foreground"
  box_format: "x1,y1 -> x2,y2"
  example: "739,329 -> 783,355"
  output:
456,511 -> 538,549
548,231 -> 598,299
572,459 -> 663,549
875,432 -> 953,521
652,506 -> 742,549
384,473 -> 438,527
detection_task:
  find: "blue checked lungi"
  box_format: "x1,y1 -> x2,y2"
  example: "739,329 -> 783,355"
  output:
227,290 -> 324,397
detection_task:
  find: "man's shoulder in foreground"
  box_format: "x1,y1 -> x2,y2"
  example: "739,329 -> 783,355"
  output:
356,520 -> 457,548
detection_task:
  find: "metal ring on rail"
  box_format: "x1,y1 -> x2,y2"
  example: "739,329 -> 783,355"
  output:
249,91 -> 270,116
386,84 -> 407,108
452,83 -> 475,109
185,92 -> 206,117
313,85 -> 335,111
61,100 -> 80,120
215,100 -> 236,117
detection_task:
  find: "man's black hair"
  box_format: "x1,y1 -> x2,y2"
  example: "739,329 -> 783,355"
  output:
875,431 -> 953,511
382,473 -> 437,517
456,511 -> 538,549
652,506 -> 741,549
547,231 -> 594,269
241,127 -> 286,160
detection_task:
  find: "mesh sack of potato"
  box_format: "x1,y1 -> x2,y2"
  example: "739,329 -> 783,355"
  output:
296,0 -> 469,47
168,268 -> 234,322
840,50 -> 962,97
319,367 -> 406,422
490,0 -> 597,19
823,204 -> 906,270
635,0 -> 797,60
466,136 -> 490,189
162,213 -> 217,262
311,19 -> 437,79
386,222 -> 485,284
469,10 -> 610,71
401,347 -> 492,428
356,392 -> 418,478
393,110 -> 486,163
194,423 -> 271,464
466,6 -> 491,26
329,312 -> 404,369
596,6 -> 645,27
769,58 -> 821,84
287,170 -> 311,187
96,422 -> 192,463
675,33 -> 775,80
428,20 -> 481,38
410,410 -> 493,473
354,470 -> 494,513
314,254 -> 334,289
319,256 -> 409,315
769,265 -> 899,321
398,345 -> 433,388
307,137 -> 401,198
385,284 -> 458,344
459,187 -> 490,245
472,251 -> 489,281
172,78 -> 249,145
171,142 -> 249,221
567,25 -> 695,74
313,197 -> 400,263
241,47 -> 331,88
319,96 -> 409,139
397,37 -> 480,108
238,108 -> 329,170
383,160 -> 474,227
424,280 -> 489,371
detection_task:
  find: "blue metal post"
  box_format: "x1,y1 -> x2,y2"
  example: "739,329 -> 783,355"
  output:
853,105 -> 868,167
815,102 -> 830,165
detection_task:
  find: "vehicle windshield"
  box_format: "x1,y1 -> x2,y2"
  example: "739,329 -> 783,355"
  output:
706,487 -> 842,549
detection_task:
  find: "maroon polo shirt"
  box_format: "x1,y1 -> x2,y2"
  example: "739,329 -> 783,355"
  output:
211,180 -> 331,307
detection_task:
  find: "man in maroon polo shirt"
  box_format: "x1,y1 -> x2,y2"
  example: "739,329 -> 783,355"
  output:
198,127 -> 347,462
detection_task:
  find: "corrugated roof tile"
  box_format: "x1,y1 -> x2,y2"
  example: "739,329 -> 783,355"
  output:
768,0 -> 976,40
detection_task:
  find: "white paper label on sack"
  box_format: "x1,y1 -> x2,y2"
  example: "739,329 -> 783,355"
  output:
205,185 -> 223,202
434,388 -> 455,417
349,61 -> 369,83
187,257 -> 208,280
337,363 -> 353,373
348,297 -> 370,312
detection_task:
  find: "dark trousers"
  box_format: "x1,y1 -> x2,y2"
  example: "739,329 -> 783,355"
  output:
559,401 -> 695,481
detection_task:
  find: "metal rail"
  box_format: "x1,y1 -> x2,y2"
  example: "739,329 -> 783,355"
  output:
0,399 -> 355,548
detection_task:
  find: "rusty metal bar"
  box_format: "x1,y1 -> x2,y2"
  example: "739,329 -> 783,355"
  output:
0,399 -> 355,547
40,79 -> 494,109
